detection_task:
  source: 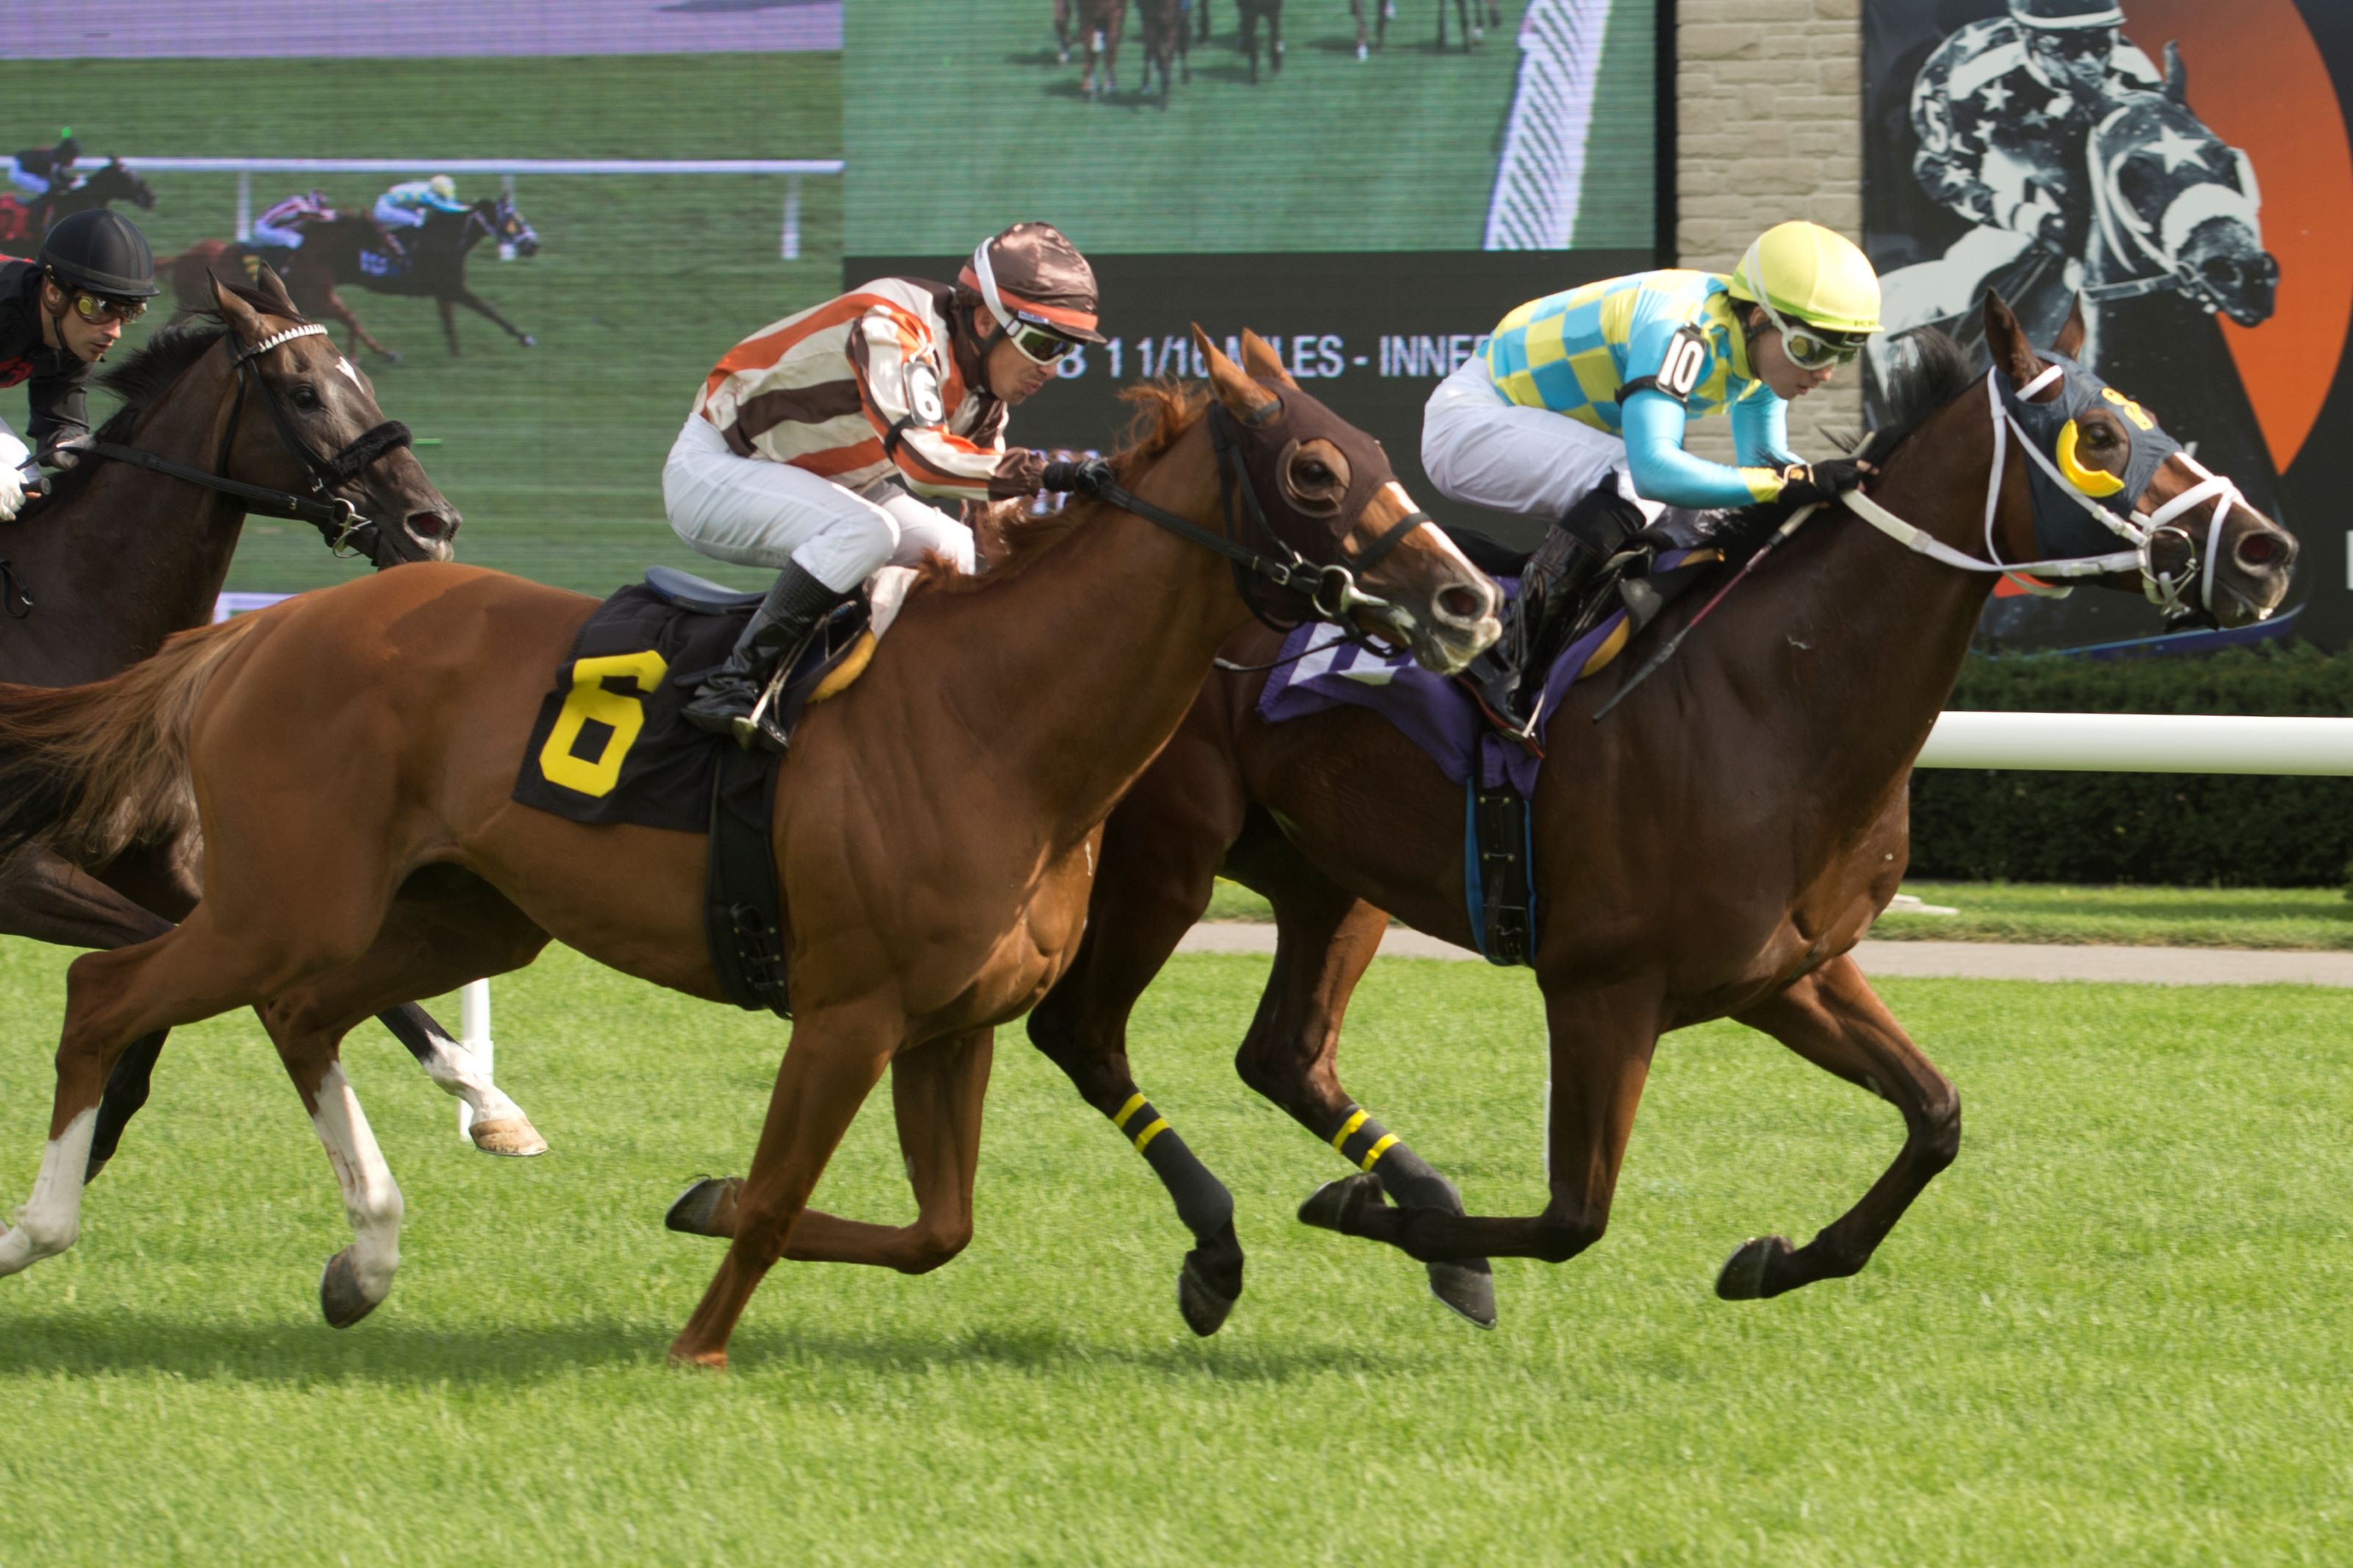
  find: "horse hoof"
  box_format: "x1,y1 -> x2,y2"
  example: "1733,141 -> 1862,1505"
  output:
520,334 -> 537,348
1297,1171 -> 1384,1233
468,1116 -> 549,1158
319,1249 -> 382,1329
1177,1254 -> 1240,1337
1715,1235 -> 1792,1301
665,1175 -> 742,1239
1427,1260 -> 1497,1329
667,1342 -> 728,1372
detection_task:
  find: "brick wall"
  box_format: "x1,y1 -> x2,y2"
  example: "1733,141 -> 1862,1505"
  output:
1674,0 -> 1865,461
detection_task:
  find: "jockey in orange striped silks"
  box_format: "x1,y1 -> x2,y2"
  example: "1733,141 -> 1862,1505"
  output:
664,221 -> 1107,742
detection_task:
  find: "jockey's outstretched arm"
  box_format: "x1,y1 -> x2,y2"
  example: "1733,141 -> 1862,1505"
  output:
1731,390 -> 1801,470
1619,389 -> 1793,509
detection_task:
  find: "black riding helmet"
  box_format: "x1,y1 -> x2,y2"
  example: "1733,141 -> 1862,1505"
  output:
40,209 -> 160,300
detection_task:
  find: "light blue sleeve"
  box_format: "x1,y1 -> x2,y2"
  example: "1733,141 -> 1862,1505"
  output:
1621,391 -> 1780,510
1731,390 -> 1799,468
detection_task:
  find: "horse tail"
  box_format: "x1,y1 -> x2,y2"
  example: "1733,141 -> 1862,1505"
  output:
0,613 -> 268,865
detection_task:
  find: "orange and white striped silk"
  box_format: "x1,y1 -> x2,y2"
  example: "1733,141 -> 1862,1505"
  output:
690,276 -> 1047,504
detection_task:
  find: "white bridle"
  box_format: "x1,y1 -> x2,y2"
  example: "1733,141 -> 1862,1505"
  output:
1840,366 -> 2245,617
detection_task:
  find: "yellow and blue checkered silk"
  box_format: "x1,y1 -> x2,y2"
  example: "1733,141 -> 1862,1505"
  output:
1482,271 -> 1771,434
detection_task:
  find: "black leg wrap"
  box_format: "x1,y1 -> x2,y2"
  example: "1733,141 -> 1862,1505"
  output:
1321,1107 -> 1496,1328
1112,1094 -> 1243,1334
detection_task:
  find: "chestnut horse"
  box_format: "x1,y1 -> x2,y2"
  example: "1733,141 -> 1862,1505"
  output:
4,266 -> 543,1179
1019,296 -> 2298,1329
0,331 -> 1501,1368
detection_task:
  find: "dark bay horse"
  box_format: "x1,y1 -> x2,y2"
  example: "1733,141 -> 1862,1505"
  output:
168,197 -> 540,361
1138,0 -> 1192,98
4,265 -> 543,1175
0,331 -> 1501,1367
1021,303 -> 2297,1329
0,160 -> 157,248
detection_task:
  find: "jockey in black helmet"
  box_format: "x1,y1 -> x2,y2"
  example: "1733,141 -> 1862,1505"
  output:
0,208 -> 158,523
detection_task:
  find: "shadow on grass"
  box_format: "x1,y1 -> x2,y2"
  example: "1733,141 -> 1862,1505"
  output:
0,1308 -> 1427,1387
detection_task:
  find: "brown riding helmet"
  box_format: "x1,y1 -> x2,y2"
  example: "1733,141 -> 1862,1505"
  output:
959,222 -> 1106,346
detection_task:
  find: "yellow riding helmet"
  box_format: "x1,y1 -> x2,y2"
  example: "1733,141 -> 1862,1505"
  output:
1727,221 -> 1882,337
428,174 -> 458,201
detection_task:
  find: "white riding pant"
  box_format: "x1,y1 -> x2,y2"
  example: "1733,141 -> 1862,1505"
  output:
372,198 -> 427,230
1420,355 -> 1657,524
3,160 -> 50,199
249,220 -> 306,249
663,413 -> 976,593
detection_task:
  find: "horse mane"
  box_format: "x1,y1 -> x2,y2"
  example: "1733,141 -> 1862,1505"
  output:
911,378 -> 1211,595
21,282 -> 298,515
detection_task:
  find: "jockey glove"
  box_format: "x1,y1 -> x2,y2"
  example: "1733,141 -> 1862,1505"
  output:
1040,455 -> 1113,495
1774,457 -> 1871,510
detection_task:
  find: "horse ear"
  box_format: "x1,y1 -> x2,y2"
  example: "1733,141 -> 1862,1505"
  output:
1981,290 -> 2046,393
249,259 -> 300,320
2052,293 -> 2089,359
207,271 -> 263,344
1193,324 -> 1282,427
1239,329 -> 1299,390
2163,40 -> 2188,105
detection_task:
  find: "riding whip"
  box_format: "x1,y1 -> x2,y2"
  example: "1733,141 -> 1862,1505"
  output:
1590,501 -> 1825,722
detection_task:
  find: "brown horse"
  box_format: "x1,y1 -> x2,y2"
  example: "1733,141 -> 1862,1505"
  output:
0,330 -> 1500,1368
4,265 -> 543,1178
0,159 -> 157,248
1072,0 -> 1128,99
1137,0 -> 1192,98
168,198 -> 539,362
1019,297 -> 2298,1329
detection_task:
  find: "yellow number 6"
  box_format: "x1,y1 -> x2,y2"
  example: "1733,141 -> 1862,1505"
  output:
538,649 -> 669,798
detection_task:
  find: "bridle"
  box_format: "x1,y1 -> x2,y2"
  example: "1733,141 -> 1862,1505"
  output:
1076,401 -> 1432,652
84,321 -> 417,565
1840,364 -> 2245,621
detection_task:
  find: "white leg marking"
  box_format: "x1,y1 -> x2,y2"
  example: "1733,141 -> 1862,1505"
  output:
0,1108 -> 98,1276
413,1029 -> 525,1124
310,1063 -> 404,1306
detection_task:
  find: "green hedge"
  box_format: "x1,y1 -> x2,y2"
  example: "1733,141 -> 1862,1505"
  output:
1908,645 -> 2353,887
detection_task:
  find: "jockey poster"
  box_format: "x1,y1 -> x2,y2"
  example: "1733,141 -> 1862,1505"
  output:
1864,0 -> 2353,651
845,1 -> 1670,540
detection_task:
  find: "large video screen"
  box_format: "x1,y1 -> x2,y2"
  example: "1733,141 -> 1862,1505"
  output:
1,1 -> 843,594
845,0 -> 1666,540
1863,0 -> 2353,652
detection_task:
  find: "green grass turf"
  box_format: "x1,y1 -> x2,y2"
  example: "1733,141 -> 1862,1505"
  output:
1207,876 -> 2353,948
0,54 -> 843,596
846,0 -> 1656,255
1,937 -> 2348,1562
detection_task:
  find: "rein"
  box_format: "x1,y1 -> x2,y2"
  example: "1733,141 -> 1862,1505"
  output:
85,323 -> 413,560
1080,402 -> 1431,650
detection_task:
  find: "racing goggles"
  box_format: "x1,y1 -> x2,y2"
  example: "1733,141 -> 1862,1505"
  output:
68,290 -> 147,326
1753,293 -> 1870,370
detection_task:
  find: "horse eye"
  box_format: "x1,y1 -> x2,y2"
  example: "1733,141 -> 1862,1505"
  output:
290,384 -> 320,409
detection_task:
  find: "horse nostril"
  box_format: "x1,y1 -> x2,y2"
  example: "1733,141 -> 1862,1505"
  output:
409,510 -> 458,541
1438,582 -> 1492,624
2235,530 -> 2292,572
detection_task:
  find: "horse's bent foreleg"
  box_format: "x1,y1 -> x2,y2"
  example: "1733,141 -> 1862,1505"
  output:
449,288 -> 533,348
669,1003 -> 899,1370
1027,771 -> 1247,1333
1717,952 -> 1960,1300
1301,975 -> 1660,1268
671,1028 -> 993,1274
1230,837 -> 1495,1326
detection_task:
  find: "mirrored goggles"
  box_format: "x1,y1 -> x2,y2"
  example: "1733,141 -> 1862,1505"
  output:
1756,294 -> 1868,370
70,290 -> 147,325
1004,315 -> 1079,365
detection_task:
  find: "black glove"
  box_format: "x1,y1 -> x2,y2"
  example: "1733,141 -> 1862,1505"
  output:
1774,457 -> 1871,509
1040,455 -> 1113,495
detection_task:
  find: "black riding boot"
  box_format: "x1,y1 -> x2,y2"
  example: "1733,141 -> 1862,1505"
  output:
1465,485 -> 1646,727
681,561 -> 849,746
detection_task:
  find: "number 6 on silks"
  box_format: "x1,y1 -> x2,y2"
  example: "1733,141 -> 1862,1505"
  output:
537,649 -> 667,798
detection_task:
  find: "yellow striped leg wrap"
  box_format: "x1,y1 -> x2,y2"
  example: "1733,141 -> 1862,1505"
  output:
1327,1106 -> 1399,1173
1109,1092 -> 1170,1153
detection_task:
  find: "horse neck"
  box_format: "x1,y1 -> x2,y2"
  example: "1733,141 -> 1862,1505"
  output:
910,423 -> 1254,833
1663,392 -> 2009,823
29,351 -> 249,674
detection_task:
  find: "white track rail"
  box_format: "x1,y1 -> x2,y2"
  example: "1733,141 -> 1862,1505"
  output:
1915,711 -> 2353,776
122,155 -> 844,260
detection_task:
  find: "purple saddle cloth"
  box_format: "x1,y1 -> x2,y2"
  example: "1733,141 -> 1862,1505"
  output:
1257,548 -> 1717,797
